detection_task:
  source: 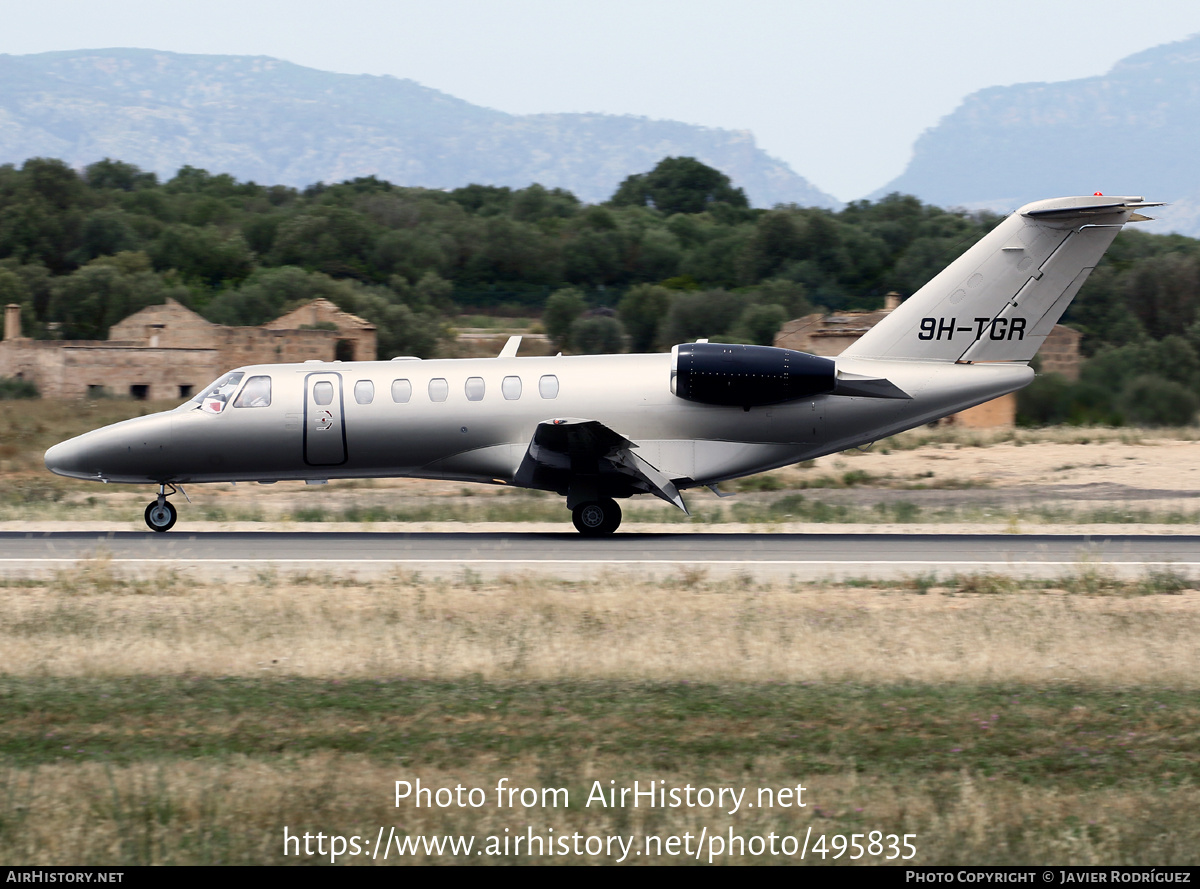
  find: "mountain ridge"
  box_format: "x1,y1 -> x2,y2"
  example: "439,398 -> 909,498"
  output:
0,48 -> 838,208
869,33 -> 1200,234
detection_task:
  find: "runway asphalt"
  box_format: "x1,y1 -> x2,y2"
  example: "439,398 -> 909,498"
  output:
1,530 -> 1197,581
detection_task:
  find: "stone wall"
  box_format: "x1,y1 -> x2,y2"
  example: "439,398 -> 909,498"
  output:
215,327 -> 351,367
0,339 -> 221,400
1039,325 -> 1082,381
1,297 -> 379,399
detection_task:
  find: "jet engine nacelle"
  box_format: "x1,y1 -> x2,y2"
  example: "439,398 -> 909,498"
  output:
670,342 -> 836,408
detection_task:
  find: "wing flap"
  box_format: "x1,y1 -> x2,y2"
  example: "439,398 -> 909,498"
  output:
514,418 -> 688,513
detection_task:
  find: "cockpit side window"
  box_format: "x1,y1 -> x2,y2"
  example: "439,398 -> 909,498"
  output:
233,375 -> 272,408
193,372 -> 245,414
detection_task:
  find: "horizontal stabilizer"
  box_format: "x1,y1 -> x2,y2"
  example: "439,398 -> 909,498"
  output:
1023,199 -> 1164,219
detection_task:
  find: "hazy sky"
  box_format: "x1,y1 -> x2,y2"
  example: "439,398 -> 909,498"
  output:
7,0 -> 1200,200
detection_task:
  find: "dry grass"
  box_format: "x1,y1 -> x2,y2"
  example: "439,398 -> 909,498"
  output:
1,564 -> 1198,686
4,756 -> 1196,865
2,564 -> 1198,865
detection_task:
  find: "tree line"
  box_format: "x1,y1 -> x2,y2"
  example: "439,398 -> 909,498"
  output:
2,155 -> 1199,423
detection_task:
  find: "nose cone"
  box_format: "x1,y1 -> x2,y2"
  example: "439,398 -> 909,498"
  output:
44,437 -> 93,479
45,413 -> 176,483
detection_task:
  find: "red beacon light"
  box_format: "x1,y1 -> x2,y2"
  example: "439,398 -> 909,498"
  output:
1094,192 -> 1104,196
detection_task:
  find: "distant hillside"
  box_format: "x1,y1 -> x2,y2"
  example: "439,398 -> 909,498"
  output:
0,48 -> 838,209
870,34 -> 1200,235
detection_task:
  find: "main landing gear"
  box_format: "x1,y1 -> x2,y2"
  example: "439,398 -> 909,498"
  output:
571,499 -> 622,536
144,484 -> 179,532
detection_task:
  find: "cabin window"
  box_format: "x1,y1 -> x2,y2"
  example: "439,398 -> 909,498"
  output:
502,376 -> 522,400
194,371 -> 245,414
391,379 -> 412,403
312,381 -> 334,406
234,375 -> 272,408
354,380 -> 374,404
428,378 -> 449,402
539,374 -> 559,399
465,376 -> 485,401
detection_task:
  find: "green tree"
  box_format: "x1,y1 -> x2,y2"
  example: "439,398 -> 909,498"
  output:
84,159 -> 157,192
390,271 -> 455,312
1120,375 -> 1199,426
205,266 -> 338,327
511,184 -> 580,223
751,278 -> 814,317
658,289 -> 744,346
269,207 -> 378,278
618,284 -> 672,352
570,315 -> 627,354
542,287 -> 587,349
339,291 -> 449,359
562,228 -> 624,285
150,225 -> 254,287
610,157 -> 748,215
740,210 -> 806,282
71,209 -> 140,263
730,303 -> 788,345
629,227 -> 682,281
372,228 -> 450,282
47,262 -> 186,339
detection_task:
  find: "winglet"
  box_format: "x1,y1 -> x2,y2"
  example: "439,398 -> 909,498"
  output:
498,336 -> 522,358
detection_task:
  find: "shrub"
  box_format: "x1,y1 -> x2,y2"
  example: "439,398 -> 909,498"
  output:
0,376 -> 38,399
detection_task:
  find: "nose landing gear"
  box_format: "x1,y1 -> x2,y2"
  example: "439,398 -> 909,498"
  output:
144,484 -> 180,532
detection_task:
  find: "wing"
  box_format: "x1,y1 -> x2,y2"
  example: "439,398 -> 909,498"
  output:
513,418 -> 688,513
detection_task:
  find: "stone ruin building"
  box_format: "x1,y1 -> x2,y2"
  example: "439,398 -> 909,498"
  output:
0,298 -> 376,400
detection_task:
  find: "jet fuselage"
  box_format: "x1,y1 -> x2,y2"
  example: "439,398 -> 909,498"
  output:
44,352 -> 1030,489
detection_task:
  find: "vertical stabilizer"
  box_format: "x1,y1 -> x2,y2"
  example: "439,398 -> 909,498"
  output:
841,196 -> 1161,363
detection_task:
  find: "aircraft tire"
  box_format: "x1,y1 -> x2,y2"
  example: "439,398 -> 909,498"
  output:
145,500 -> 178,533
572,499 -> 621,536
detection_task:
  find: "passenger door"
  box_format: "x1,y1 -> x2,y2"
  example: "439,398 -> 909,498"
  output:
304,372 -> 347,465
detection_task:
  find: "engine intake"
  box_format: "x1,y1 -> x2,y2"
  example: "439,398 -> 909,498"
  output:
671,342 -> 836,408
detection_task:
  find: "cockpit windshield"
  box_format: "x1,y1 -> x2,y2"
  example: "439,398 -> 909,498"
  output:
185,372 -> 245,414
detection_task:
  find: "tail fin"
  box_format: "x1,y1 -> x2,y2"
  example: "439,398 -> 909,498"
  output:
841,196 -> 1162,362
